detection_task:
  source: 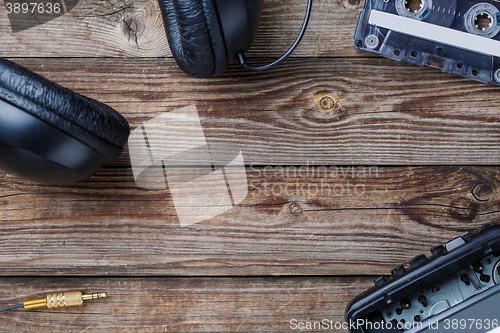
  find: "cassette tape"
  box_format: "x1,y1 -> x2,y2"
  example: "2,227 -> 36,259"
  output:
353,0 -> 500,85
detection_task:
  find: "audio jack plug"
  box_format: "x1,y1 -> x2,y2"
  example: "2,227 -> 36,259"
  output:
0,291 -> 107,312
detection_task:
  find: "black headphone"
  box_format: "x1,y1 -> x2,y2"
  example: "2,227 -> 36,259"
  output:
0,58 -> 130,184
0,0 -> 312,183
159,0 -> 313,77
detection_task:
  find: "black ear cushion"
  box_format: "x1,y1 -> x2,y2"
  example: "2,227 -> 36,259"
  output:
159,0 -> 228,78
0,58 -> 130,161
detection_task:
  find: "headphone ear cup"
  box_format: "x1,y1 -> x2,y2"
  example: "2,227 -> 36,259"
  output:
158,0 -> 228,78
0,58 -> 130,183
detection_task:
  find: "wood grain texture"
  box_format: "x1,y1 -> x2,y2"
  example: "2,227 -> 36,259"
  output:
0,0 -> 363,58
0,276 -> 369,332
1,166 -> 499,276
2,0 -> 500,329
3,57 -> 500,165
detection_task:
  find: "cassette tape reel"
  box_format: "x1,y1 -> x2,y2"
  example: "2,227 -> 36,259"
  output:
354,0 -> 500,85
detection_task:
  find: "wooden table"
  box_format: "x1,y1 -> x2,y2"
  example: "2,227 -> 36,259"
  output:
1,0 -> 499,331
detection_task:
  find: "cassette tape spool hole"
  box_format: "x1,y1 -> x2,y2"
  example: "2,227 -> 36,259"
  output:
465,3 -> 500,38
475,12 -> 493,30
396,0 -> 432,20
405,0 -> 424,13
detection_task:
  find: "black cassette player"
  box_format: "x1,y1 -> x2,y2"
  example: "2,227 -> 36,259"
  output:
345,224 -> 500,333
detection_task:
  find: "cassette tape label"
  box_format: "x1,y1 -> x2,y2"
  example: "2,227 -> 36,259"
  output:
354,0 -> 500,85
369,10 -> 500,56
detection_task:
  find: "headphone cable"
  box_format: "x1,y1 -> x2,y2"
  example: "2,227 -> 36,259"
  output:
237,0 -> 313,71
0,304 -> 24,313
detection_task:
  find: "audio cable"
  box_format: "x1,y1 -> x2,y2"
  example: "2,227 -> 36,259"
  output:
237,0 -> 313,71
0,291 -> 106,313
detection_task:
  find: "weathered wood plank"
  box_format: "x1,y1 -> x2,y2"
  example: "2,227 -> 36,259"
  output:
0,0 -> 362,58
1,166 -> 498,276
4,57 -> 500,165
0,276 -> 368,332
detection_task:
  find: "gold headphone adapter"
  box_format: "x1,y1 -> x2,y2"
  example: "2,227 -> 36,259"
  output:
0,291 -> 107,312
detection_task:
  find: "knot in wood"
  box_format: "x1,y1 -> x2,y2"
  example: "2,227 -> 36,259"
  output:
290,203 -> 302,215
472,182 -> 493,201
319,96 -> 335,110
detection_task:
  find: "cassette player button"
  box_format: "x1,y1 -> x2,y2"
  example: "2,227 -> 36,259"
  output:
374,276 -> 386,287
445,237 -> 466,252
409,255 -> 427,269
431,245 -> 445,257
391,265 -> 406,278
